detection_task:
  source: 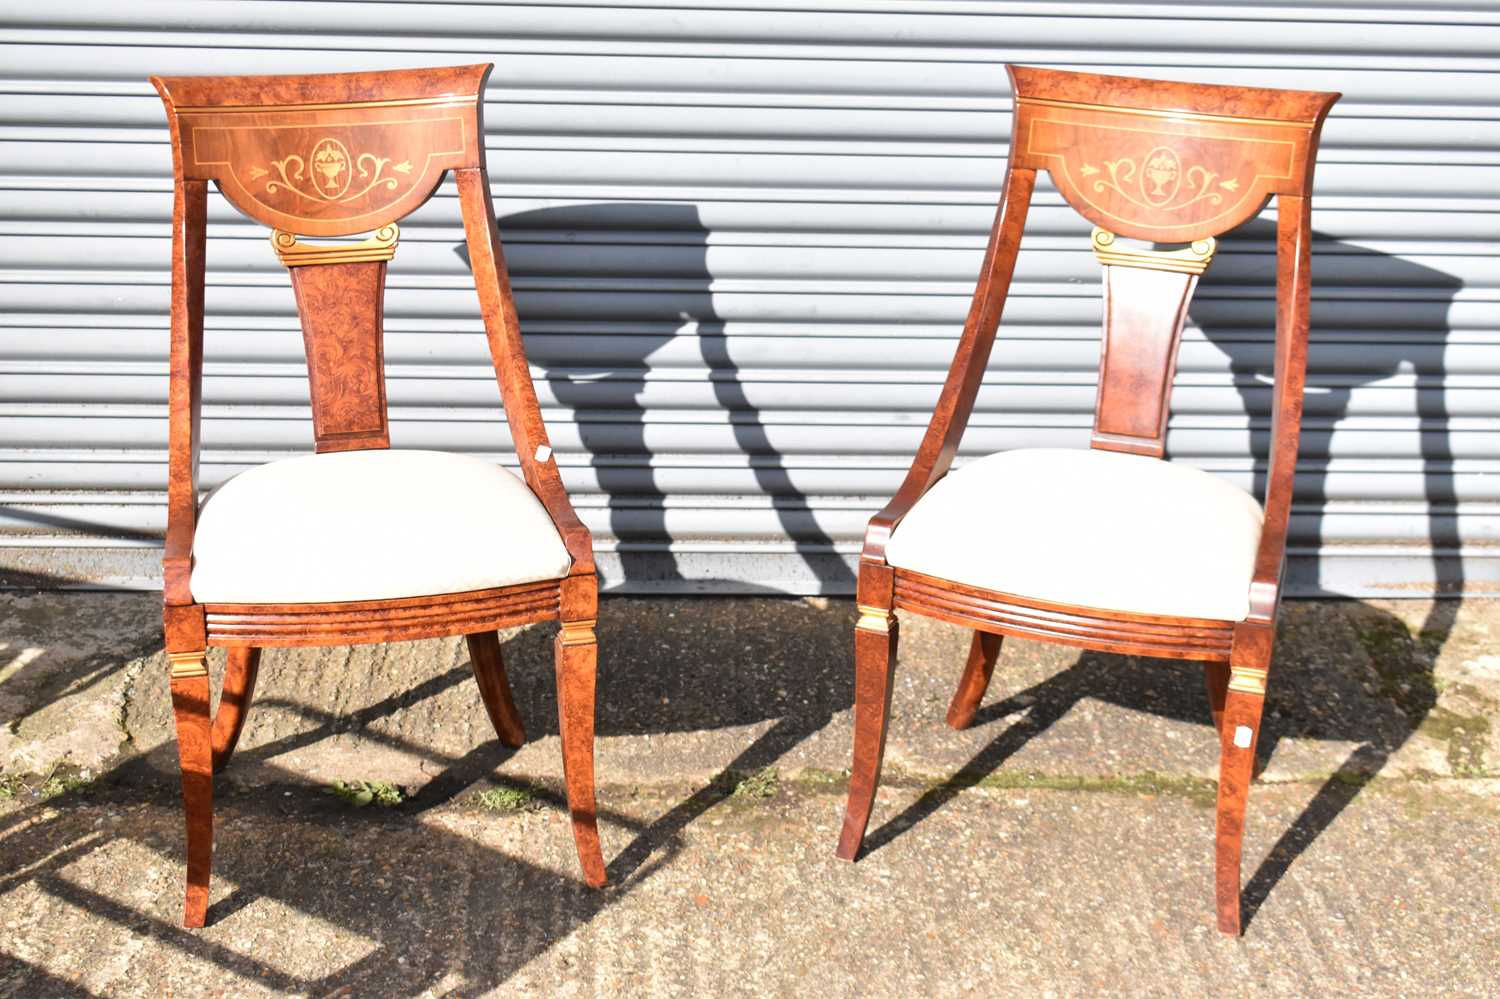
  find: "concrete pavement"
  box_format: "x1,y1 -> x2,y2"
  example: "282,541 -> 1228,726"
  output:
1,592 -> 1496,996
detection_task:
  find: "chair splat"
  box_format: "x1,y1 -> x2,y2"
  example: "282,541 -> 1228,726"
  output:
1089,228 -> 1218,458
272,225 -> 400,453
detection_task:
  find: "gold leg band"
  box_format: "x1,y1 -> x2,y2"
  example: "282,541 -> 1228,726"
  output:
856,604 -> 894,634
168,651 -> 209,679
559,619 -> 597,647
1227,666 -> 1268,696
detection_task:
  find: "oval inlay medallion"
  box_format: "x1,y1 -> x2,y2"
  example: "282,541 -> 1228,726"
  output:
1141,146 -> 1180,206
309,137 -> 352,200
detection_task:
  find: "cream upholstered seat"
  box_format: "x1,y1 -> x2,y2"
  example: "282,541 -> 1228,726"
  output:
190,449 -> 573,604
884,448 -> 1264,622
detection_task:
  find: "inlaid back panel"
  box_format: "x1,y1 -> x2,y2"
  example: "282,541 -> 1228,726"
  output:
153,65 -> 486,237
287,252 -> 393,452
153,65 -> 490,452
1008,66 -> 1334,243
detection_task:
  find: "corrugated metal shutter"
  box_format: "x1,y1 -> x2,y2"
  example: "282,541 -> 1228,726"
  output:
1,1 -> 1496,596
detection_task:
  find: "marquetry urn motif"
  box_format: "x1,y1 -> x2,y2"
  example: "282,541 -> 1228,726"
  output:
1080,145 -> 1244,218
252,134 -> 418,206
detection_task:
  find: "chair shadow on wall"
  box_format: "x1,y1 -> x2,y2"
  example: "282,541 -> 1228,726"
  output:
860,221 -> 1461,929
460,201 -> 855,595
457,203 -> 857,881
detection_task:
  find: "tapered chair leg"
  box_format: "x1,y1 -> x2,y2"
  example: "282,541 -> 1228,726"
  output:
946,630 -> 1003,730
1214,684 -> 1266,935
555,620 -> 606,887
1203,661 -> 1230,735
169,651 -> 214,928
211,646 -> 260,773
466,631 -> 526,748
836,605 -> 899,861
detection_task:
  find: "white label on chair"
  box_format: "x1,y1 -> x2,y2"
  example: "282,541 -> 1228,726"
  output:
535,444 -> 552,463
1233,725 -> 1253,749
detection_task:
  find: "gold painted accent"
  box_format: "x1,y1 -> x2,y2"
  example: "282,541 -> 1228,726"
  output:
559,619 -> 597,647
272,224 -> 399,267
1227,666 -> 1268,696
1017,95 -> 1312,130
1091,228 -> 1217,276
177,95 -> 474,115
856,604 -> 894,634
168,651 -> 209,679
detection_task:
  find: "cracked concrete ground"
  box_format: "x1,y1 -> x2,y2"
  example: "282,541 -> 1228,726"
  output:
1,592 -> 1497,996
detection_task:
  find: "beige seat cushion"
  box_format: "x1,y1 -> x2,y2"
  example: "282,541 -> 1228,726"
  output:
884,448 -> 1263,621
190,449 -> 573,604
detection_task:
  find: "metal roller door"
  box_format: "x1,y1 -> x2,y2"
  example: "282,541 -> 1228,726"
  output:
1,1 -> 1496,596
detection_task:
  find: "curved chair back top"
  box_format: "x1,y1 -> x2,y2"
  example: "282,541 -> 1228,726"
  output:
152,64 -> 490,237
1008,65 -> 1339,243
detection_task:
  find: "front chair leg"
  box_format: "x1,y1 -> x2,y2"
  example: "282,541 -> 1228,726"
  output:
1214,682 -> 1267,935
555,619 -> 606,887
168,650 -> 214,928
211,646 -> 260,773
946,630 -> 1003,730
466,631 -> 526,748
836,605 -> 899,861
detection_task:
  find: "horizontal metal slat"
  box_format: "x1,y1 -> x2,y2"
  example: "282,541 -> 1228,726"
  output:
1,3 -> 1492,595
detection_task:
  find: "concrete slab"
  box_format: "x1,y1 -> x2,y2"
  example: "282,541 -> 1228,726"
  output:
1,592 -> 1497,995
0,593 -> 157,777
1,777 -> 1495,996
5,593 -> 1487,793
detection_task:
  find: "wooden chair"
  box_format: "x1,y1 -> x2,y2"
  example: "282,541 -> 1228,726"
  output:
151,64 -> 605,927
834,66 -> 1339,935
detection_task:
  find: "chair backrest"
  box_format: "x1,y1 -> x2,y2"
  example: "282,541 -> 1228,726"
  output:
868,67 -> 1338,618
152,65 -> 490,453
1007,66 -> 1339,459
152,65 -> 584,607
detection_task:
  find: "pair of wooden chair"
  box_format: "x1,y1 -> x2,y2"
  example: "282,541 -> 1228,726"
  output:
152,63 -> 1336,936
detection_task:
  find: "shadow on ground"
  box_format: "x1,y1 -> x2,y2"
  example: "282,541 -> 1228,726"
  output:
3,588 -> 1485,990
0,595 -> 860,994
0,649 -> 668,995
